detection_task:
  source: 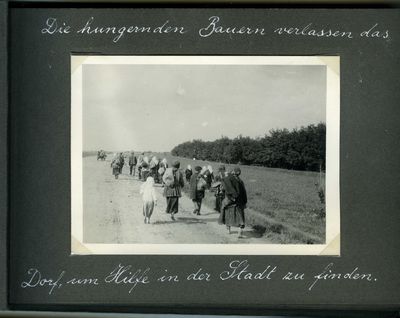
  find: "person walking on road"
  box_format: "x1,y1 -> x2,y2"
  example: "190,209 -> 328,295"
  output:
118,152 -> 125,174
212,165 -> 227,213
111,153 -> 121,179
149,156 -> 160,183
128,151 -> 137,176
162,160 -> 185,221
159,158 -> 168,187
140,176 -> 158,224
137,152 -> 145,180
219,167 -> 248,238
189,166 -> 207,215
185,165 -> 193,182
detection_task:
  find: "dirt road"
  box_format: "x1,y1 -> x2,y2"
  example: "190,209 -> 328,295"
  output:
83,156 -> 270,244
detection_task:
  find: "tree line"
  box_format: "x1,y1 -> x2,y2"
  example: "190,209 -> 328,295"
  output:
171,123 -> 326,172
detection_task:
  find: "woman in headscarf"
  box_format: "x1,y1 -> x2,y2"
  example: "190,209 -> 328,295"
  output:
185,164 -> 193,183
111,153 -> 121,179
202,165 -> 214,189
189,166 -> 207,215
163,160 -> 185,221
140,176 -> 157,224
149,156 -> 160,183
137,152 -> 145,180
141,160 -> 150,182
158,158 -> 168,187
212,165 -> 227,213
118,152 -> 125,174
218,167 -> 247,238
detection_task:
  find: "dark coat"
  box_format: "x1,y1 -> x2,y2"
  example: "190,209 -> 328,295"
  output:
163,169 -> 185,197
222,174 -> 247,208
185,169 -> 193,182
204,170 -> 214,188
128,154 -> 137,165
189,172 -> 206,200
119,155 -> 125,166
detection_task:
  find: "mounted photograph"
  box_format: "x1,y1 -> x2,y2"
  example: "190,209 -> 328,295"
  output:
71,55 -> 340,255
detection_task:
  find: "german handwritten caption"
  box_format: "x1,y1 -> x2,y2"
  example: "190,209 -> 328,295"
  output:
20,259 -> 378,295
40,16 -> 390,43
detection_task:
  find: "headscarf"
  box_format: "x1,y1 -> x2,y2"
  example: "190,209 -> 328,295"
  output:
172,160 -> 180,169
140,176 -> 155,192
207,165 -> 213,174
187,164 -> 192,171
140,176 -> 156,199
233,167 -> 241,176
194,166 -> 202,173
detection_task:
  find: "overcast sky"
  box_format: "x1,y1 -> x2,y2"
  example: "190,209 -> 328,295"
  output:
83,64 -> 326,152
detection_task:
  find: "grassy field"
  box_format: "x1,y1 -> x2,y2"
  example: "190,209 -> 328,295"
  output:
155,152 -> 325,244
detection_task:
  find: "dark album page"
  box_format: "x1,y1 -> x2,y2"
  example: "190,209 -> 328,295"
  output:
6,6 -> 400,313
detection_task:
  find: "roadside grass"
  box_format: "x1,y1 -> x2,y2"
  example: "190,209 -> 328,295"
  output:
156,153 -> 326,244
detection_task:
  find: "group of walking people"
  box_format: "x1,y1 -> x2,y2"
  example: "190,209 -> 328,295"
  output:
108,152 -> 248,238
188,164 -> 248,237
111,151 -> 167,183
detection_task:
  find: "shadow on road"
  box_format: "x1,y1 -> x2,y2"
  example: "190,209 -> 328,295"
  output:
153,216 -> 207,225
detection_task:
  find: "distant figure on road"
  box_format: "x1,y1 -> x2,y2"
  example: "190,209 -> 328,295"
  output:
212,165 -> 227,213
118,152 -> 125,174
185,165 -> 193,182
163,160 -> 185,221
219,167 -> 247,238
137,152 -> 145,179
140,176 -> 158,224
203,165 -> 214,189
111,153 -> 121,179
149,156 -> 160,183
159,158 -> 168,187
128,151 -> 137,176
97,149 -> 107,161
141,161 -> 150,182
189,166 -> 207,215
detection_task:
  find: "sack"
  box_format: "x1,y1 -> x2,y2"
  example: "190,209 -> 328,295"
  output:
196,177 -> 207,191
163,168 -> 175,187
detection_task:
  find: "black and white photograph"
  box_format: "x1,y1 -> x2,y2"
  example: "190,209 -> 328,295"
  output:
71,56 -> 340,255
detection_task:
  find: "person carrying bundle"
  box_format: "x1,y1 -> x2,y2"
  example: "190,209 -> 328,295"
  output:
189,166 -> 207,215
162,160 -> 185,221
111,153 -> 121,179
218,167 -> 247,238
212,165 -> 227,213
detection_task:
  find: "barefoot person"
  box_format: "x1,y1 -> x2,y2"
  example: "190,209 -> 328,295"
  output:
140,176 -> 157,224
219,167 -> 247,238
162,160 -> 185,221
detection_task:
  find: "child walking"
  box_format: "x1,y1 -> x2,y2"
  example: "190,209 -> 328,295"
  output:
140,176 -> 157,224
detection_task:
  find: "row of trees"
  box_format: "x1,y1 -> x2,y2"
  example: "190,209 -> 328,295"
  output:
171,123 -> 326,172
